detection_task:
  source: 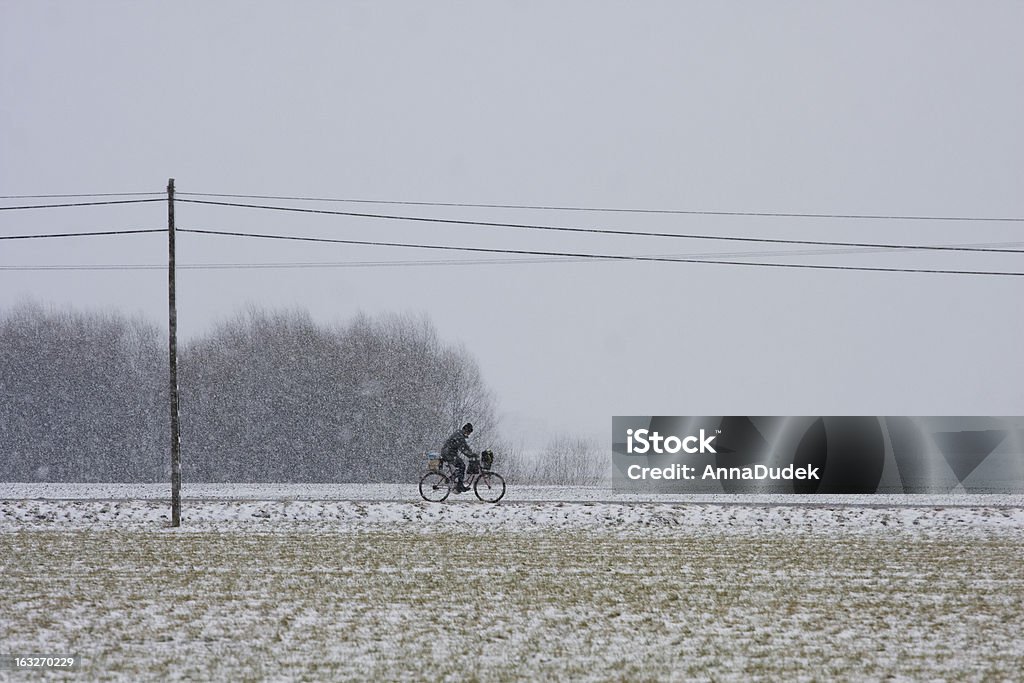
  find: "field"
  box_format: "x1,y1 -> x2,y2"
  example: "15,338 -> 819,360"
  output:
2,487 -> 1023,681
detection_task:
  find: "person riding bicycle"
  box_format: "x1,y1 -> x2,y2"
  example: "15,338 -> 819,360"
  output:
440,422 -> 478,494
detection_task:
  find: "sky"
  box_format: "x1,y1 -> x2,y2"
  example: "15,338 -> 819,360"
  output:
2,2 -> 1023,449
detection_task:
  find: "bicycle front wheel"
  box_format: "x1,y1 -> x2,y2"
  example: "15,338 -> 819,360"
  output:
474,472 -> 506,503
419,471 -> 451,502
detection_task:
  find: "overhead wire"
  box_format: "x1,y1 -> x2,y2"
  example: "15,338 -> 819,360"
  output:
177,191 -> 1024,223
8,252 -> 1024,274
0,242 -> 986,271
2,227 -> 1021,276
175,228 -> 1024,277
0,229 -> 165,240
174,198 -> 1024,255
0,198 -> 165,211
0,258 -> 576,271
1,190 -> 1022,277
0,192 -> 163,199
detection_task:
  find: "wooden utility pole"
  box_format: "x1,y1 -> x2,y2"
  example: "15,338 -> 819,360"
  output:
168,178 -> 181,527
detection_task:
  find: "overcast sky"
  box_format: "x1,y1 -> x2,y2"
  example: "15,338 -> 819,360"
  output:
2,2 -> 1022,448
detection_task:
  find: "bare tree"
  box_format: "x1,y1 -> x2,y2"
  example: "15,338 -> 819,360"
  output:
178,306 -> 498,482
1,302 -> 501,484
511,434 -> 609,486
0,302 -> 166,482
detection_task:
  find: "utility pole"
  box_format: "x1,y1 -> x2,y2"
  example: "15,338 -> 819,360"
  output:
168,178 -> 181,527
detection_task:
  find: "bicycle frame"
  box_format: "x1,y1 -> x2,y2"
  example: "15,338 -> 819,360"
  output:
437,460 -> 486,486
421,458 -> 505,503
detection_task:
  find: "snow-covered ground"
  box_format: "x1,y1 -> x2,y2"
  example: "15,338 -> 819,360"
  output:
2,485 -> 1022,681
2,483 -> 1022,537
4,481 -> 1023,506
2,496 -> 1024,539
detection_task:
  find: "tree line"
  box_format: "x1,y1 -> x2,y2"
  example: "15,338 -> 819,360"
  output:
0,303 -> 496,483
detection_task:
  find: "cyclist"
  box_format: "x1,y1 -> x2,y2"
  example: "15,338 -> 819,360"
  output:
440,422 -> 478,494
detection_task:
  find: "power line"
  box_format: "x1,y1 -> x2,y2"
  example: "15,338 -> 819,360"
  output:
6,251 -> 1024,273
6,243 -> 1023,274
0,264 -> 164,271
0,229 -> 164,241
0,258 -> 568,271
0,199 -> 165,211
175,199 -> 1024,255
0,245 -> 969,271
2,190 -> 1020,276
0,192 -> 163,199
178,191 -> 1024,223
176,228 -> 1024,277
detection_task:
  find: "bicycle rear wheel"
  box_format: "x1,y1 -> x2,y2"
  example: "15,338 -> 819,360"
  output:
419,471 -> 451,502
474,471 -> 506,503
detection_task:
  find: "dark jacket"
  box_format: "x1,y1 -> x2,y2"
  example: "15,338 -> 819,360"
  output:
440,429 -> 475,461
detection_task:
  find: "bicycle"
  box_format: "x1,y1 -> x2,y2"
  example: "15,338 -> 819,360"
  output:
419,451 -> 506,503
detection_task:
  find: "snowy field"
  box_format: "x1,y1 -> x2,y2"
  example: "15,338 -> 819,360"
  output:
2,485 -> 1023,681
4,482 -> 1024,506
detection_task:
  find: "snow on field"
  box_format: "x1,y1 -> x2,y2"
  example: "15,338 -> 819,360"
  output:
4,481 -> 1024,507
1,484 -> 1022,538
2,523 -> 1022,681
3,485 -> 1023,681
